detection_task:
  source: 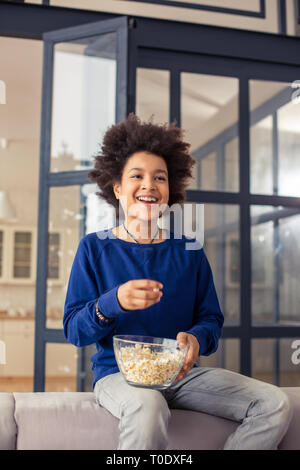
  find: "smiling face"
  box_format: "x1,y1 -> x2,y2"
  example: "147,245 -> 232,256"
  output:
113,151 -> 169,227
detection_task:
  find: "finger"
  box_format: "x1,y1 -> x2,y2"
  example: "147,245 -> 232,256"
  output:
131,279 -> 163,291
175,364 -> 192,383
130,297 -> 161,309
176,364 -> 186,377
174,371 -> 185,383
130,295 -> 162,309
176,332 -> 187,348
132,295 -> 163,307
179,362 -> 189,374
180,346 -> 194,368
185,350 -> 194,365
131,288 -> 162,300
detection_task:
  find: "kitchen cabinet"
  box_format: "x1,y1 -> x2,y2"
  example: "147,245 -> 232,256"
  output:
0,318 -> 76,378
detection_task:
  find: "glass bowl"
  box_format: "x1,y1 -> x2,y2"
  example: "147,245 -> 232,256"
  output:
113,334 -> 189,390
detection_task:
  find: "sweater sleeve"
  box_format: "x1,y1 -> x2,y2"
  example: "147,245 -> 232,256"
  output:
185,249 -> 224,356
63,238 -> 127,347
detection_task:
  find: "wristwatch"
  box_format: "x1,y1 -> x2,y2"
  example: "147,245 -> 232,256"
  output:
95,301 -> 113,324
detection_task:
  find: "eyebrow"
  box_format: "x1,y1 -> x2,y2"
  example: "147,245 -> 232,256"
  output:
128,167 -> 168,175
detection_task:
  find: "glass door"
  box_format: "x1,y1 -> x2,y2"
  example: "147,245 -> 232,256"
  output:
34,16 -> 129,392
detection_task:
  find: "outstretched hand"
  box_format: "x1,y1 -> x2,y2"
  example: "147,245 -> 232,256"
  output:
174,332 -> 200,383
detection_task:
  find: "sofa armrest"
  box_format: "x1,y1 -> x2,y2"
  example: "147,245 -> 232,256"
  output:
0,393 -> 17,450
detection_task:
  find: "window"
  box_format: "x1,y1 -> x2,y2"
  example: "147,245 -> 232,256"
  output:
48,233 -> 60,280
228,236 -> 267,286
229,238 -> 240,284
9,229 -> 36,283
13,231 -> 32,279
0,228 -> 61,284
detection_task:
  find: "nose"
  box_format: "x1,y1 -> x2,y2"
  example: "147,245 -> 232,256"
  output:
142,184 -> 155,190
141,176 -> 156,190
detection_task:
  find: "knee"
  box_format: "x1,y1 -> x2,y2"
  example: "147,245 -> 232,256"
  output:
259,387 -> 293,429
139,391 -> 171,422
130,392 -> 171,448
274,389 -> 293,425
135,392 -> 171,439
118,391 -> 170,450
126,390 -> 170,420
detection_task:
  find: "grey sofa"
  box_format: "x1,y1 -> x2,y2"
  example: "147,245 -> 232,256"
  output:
1,388 -> 299,450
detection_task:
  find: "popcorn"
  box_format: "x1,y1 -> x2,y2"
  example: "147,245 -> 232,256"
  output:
115,343 -> 185,386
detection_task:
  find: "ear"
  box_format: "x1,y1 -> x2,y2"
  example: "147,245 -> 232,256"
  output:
113,182 -> 121,200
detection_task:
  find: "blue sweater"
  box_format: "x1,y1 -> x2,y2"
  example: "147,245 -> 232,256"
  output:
63,228 -> 224,389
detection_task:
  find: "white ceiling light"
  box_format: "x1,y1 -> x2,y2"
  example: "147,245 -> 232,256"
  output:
0,138 -> 8,149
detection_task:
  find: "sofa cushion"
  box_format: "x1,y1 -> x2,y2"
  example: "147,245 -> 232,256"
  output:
278,388 -> 300,450
14,392 -> 119,450
13,391 -> 239,450
12,388 -> 300,450
0,393 -> 17,450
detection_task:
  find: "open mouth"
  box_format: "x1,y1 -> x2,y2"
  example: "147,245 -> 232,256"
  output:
136,196 -> 159,205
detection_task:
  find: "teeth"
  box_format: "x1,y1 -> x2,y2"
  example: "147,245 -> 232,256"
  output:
137,197 -> 157,202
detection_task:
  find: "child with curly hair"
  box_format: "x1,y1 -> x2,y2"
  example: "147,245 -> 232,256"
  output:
63,113 -> 292,450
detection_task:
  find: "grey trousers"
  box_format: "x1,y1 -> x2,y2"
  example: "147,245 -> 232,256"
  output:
94,366 -> 293,450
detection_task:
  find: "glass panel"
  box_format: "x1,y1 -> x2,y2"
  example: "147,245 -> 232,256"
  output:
199,339 -> 240,373
278,99 -> 300,196
252,338 -> 300,386
278,212 -> 300,324
250,115 -> 273,194
252,339 -> 274,384
46,184 -> 113,328
15,232 -> 31,244
136,68 -> 170,124
45,343 -> 77,391
251,206 -> 274,324
251,206 -> 300,324
250,80 -> 300,196
224,137 -> 239,192
202,204 -> 240,325
199,152 -> 216,190
13,232 -> 32,279
48,233 -> 60,279
0,36 -> 42,392
50,33 -> 117,172
181,73 -> 239,192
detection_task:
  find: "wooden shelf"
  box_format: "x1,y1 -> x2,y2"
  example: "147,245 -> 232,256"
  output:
0,314 -> 34,321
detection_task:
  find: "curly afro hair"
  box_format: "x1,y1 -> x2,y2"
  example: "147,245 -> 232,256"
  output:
88,113 -> 196,219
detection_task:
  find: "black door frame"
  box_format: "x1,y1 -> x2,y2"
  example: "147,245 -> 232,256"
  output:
1,2 -> 300,390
